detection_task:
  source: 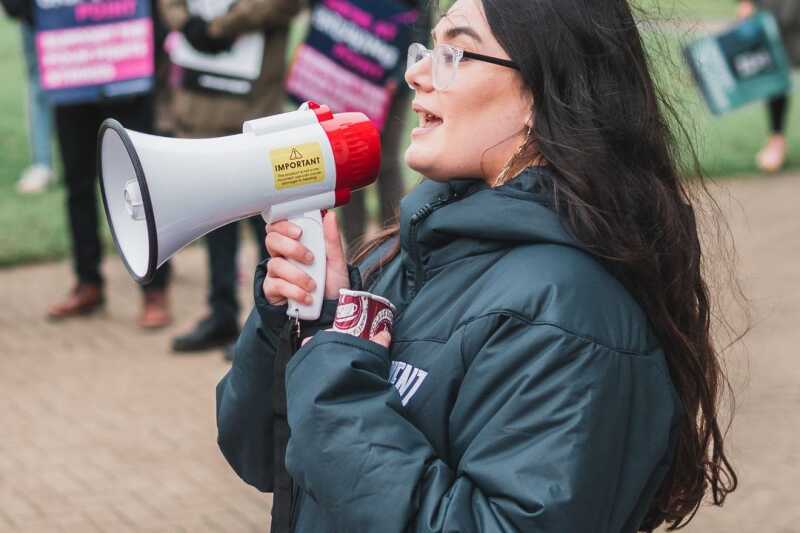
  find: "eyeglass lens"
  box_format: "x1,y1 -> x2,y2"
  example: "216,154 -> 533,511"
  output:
406,43 -> 459,91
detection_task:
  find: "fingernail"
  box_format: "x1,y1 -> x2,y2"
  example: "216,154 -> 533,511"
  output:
308,280 -> 317,291
305,252 -> 314,263
291,227 -> 302,238
305,294 -> 313,305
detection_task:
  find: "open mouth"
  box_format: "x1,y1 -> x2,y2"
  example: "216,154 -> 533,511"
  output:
416,111 -> 443,130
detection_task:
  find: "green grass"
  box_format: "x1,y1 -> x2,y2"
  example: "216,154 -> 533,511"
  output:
634,0 -> 737,20
0,17 -> 73,267
0,2 -> 796,266
648,29 -> 800,178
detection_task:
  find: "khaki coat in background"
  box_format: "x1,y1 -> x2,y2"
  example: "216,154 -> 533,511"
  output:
158,0 -> 304,137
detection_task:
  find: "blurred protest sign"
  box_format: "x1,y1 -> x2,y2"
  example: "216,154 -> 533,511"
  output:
34,0 -> 154,104
286,0 -> 418,131
169,0 -> 264,96
685,12 -> 792,115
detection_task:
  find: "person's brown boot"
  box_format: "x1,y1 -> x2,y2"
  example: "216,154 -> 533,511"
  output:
47,284 -> 104,320
138,290 -> 172,329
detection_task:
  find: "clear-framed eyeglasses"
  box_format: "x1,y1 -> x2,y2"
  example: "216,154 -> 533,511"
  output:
406,42 -> 520,91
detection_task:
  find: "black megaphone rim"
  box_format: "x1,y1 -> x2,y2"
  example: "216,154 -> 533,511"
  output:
97,118 -> 158,285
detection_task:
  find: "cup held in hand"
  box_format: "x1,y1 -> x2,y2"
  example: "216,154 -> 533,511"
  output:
333,289 -> 396,340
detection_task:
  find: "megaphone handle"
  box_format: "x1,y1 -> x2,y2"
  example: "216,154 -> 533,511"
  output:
286,210 -> 326,321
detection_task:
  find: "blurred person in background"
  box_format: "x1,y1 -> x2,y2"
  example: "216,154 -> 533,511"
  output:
161,0 -> 303,356
738,0 -> 800,172
117,3 -> 184,329
1,0 -> 56,194
46,0 -> 174,328
337,0 -> 432,248
153,16 -> 177,140
136,1 -> 176,328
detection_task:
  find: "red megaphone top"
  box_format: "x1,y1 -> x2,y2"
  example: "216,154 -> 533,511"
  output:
307,102 -> 382,207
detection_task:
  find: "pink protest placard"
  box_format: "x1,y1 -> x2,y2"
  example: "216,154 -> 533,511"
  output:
286,0 -> 417,132
287,45 -> 394,131
35,0 -> 155,104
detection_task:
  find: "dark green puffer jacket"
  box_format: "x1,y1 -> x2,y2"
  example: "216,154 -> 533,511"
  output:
217,166 -> 682,532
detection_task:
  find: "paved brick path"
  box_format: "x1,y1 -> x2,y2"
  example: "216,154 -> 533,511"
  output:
1,174 -> 800,532
0,243 -> 270,532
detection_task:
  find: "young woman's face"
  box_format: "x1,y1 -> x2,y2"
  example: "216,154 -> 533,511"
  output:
404,0 -> 532,183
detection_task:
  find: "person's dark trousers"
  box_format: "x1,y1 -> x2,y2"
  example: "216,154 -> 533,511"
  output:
54,95 -> 171,292
768,94 -> 789,133
340,87 -> 412,248
205,216 -> 268,324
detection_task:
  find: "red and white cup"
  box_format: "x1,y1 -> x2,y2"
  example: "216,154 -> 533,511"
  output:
333,289 -> 396,340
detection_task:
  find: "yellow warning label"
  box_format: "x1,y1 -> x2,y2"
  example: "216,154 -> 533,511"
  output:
270,143 -> 325,190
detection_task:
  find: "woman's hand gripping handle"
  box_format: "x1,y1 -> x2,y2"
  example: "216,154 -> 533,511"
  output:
285,211 -> 326,321
263,210 -> 350,320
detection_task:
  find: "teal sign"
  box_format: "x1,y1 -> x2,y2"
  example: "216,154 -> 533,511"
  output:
684,12 -> 792,115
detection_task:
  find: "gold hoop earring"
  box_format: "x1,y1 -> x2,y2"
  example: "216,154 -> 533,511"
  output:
494,125 -> 533,187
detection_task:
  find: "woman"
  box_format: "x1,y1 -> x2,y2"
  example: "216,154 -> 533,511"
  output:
217,1 -> 738,531
738,0 -> 800,172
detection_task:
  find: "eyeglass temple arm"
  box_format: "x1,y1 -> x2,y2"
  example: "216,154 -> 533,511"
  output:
462,50 -> 520,70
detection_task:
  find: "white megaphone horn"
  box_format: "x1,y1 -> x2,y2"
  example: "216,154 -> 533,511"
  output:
98,102 -> 381,321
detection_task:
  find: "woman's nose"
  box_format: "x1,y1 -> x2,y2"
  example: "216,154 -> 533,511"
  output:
405,55 -> 433,92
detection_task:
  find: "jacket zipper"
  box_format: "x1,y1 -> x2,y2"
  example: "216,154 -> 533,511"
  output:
407,191 -> 460,297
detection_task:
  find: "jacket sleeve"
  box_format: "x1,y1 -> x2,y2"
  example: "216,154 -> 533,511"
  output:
216,308 -> 278,492
284,313 -> 677,532
208,0 -> 304,39
216,259 -> 347,492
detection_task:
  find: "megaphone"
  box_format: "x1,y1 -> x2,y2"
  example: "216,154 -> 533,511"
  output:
98,102 -> 380,321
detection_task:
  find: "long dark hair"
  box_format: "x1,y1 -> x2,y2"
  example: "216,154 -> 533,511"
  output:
354,1 -> 738,529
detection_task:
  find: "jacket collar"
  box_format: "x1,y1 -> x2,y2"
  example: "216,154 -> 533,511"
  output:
399,166 -> 583,284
